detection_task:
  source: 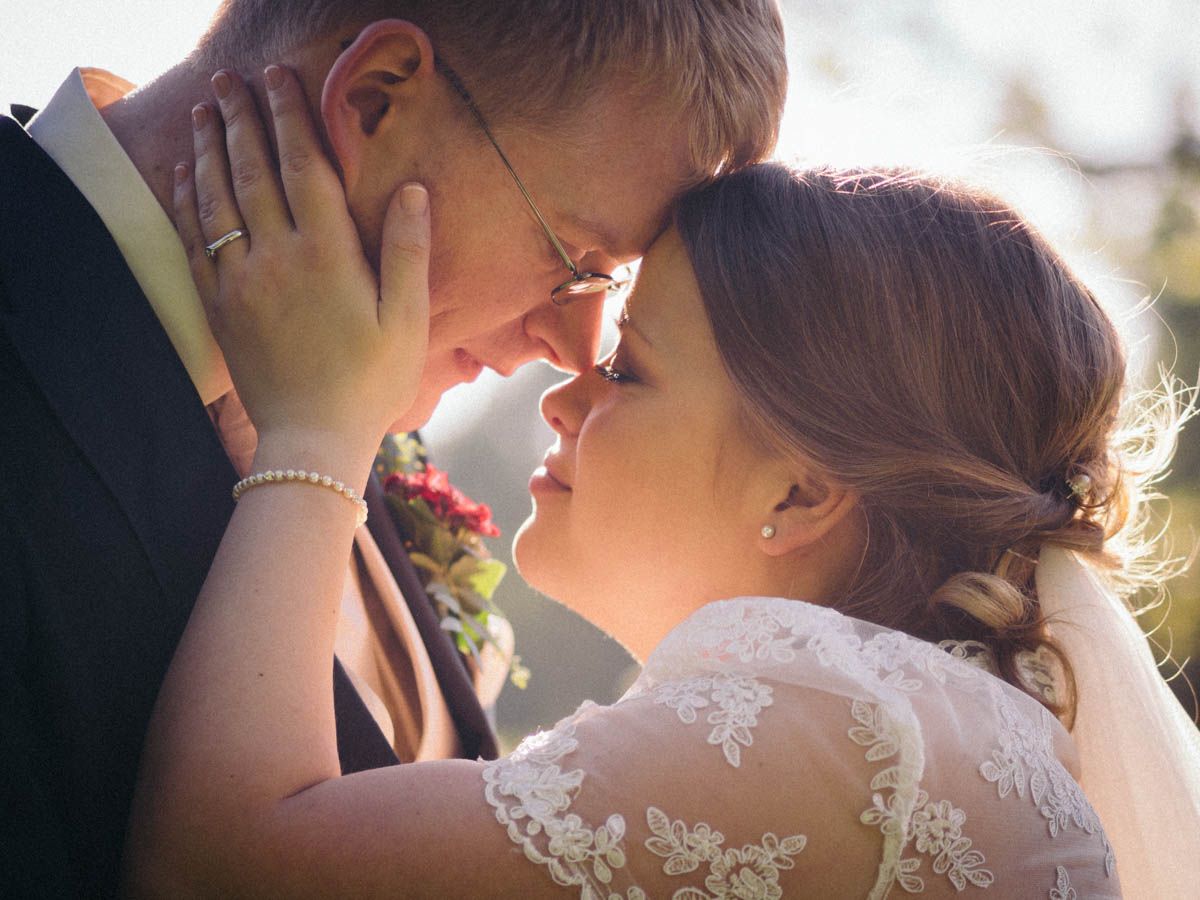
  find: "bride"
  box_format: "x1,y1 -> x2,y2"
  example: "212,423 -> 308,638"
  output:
125,69 -> 1199,898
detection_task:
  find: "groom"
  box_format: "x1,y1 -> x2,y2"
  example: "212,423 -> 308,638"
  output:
0,1 -> 786,895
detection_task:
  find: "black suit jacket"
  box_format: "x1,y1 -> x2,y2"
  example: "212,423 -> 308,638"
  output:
0,111 -> 496,898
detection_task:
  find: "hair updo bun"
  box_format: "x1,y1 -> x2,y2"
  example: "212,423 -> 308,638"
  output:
676,163 -> 1189,723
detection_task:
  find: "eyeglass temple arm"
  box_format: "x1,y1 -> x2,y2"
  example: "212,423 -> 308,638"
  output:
435,59 -> 580,278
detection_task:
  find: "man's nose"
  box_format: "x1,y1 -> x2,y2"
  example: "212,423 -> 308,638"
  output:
523,289 -> 607,374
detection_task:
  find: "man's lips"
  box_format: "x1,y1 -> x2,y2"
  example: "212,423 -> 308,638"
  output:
452,348 -> 485,382
452,348 -> 519,382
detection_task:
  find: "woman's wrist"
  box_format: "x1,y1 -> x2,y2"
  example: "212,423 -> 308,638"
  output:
250,429 -> 381,496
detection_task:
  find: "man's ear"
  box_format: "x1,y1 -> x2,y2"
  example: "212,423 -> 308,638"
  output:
758,473 -> 859,558
320,20 -> 436,194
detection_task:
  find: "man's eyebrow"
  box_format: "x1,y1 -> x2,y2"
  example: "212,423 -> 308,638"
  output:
616,308 -> 654,348
565,214 -> 630,256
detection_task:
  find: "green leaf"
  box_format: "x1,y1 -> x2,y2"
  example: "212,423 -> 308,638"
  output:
405,496 -> 439,526
382,494 -> 419,534
459,613 -> 487,643
408,552 -> 446,583
375,433 -> 428,477
427,525 -> 460,567
508,655 -> 531,690
427,583 -> 462,615
446,555 -> 479,588
449,526 -> 478,549
471,558 -> 507,600
442,620 -> 483,666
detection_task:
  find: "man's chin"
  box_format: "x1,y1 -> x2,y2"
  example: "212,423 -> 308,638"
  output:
387,395 -> 439,435
388,364 -> 478,434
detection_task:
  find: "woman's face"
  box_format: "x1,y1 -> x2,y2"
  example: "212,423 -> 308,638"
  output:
512,227 -> 784,658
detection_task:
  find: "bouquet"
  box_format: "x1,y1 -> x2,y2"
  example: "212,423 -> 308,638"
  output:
377,436 -> 528,689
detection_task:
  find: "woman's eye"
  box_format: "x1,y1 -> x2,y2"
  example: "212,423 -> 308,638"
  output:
594,362 -> 637,385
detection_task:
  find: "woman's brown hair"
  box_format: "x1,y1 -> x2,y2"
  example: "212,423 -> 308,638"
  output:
676,163 -> 1185,722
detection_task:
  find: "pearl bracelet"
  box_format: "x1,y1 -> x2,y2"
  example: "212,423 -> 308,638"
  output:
231,469 -> 368,527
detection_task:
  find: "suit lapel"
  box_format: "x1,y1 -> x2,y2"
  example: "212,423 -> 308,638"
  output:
0,115 -> 400,772
0,115 -> 236,611
11,104 -> 37,126
365,475 -> 499,760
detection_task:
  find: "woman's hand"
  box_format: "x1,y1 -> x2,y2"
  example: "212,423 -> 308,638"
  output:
175,65 -> 429,469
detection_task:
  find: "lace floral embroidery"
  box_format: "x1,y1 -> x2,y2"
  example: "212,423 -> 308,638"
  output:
938,639 -> 1061,705
850,700 -> 995,893
651,674 -> 774,768
482,598 -> 1116,898
981,694 -> 1115,875
1049,866 -> 1077,900
908,796 -> 994,891
483,714 -> 637,897
668,599 -> 844,672
644,807 -> 807,899
937,639 -> 995,672
483,700 -> 807,898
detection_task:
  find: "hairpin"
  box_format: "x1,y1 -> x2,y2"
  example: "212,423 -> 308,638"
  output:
1066,473 -> 1092,500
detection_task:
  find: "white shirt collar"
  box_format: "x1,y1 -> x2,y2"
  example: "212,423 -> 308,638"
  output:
27,68 -> 230,405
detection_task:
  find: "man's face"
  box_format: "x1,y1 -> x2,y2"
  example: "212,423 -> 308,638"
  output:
347,86 -> 693,430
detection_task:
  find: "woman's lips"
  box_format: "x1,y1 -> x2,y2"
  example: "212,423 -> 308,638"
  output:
529,461 -> 572,494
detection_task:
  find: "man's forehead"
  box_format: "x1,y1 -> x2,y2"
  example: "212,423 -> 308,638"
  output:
550,148 -> 685,259
564,206 -> 674,260
538,99 -> 694,258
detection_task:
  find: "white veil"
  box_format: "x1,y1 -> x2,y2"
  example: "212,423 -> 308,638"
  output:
1037,545 -> 1200,898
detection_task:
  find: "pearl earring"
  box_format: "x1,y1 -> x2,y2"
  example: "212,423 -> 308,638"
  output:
761,525 -> 776,539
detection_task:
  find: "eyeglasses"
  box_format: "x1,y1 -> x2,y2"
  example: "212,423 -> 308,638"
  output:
437,60 -> 627,306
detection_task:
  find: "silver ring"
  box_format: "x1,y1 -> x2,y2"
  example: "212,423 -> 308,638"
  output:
204,228 -> 247,260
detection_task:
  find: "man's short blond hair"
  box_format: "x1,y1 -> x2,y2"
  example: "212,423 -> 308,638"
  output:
199,0 -> 787,181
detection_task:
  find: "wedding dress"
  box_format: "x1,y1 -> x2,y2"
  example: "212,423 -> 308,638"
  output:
482,595 -> 1122,898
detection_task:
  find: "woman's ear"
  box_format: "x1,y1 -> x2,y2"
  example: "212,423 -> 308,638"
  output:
758,473 -> 859,558
320,20 -> 436,195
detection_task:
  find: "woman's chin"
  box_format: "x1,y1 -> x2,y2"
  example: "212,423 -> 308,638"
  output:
512,530 -> 646,660
513,518 -> 583,608
511,516 -> 550,592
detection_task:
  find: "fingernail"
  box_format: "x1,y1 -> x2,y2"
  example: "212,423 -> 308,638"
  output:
400,184 -> 428,214
264,65 -> 284,91
192,104 -> 209,130
174,163 -> 188,184
211,71 -> 232,99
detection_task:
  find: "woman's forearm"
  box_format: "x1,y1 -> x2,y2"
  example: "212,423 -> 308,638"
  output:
125,65 -> 434,892
127,435 -> 376,889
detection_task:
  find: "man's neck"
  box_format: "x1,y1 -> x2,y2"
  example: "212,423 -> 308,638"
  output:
95,59 -> 257,404
100,61 -> 268,229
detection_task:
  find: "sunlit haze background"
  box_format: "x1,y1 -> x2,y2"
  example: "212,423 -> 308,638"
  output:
5,0 -> 1198,749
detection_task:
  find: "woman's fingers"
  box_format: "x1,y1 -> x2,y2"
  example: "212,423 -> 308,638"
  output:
175,65 -> 433,446
263,65 -> 347,232
378,183 -> 432,414
379,184 -> 431,335
172,162 -> 221,328
191,102 -> 249,266
209,70 -> 290,234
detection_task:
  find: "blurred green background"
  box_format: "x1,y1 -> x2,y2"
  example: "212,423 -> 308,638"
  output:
422,1 -> 1200,749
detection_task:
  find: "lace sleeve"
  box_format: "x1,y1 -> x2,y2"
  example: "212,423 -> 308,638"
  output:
481,597 -> 1121,899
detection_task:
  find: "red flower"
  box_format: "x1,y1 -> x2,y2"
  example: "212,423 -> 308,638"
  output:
384,465 -> 500,537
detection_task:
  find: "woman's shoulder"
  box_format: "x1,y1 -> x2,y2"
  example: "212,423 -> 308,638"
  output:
485,596 -> 1120,897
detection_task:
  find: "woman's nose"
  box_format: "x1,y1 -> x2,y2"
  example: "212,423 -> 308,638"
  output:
539,373 -> 589,438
